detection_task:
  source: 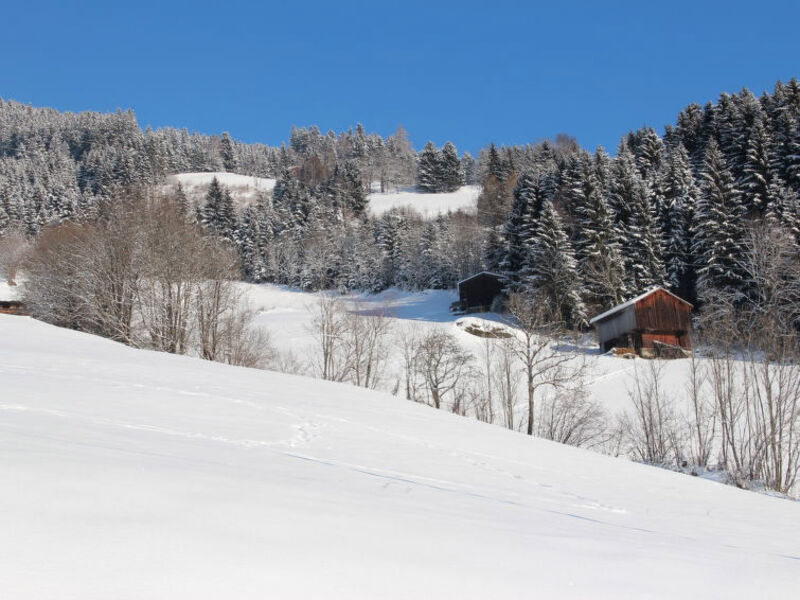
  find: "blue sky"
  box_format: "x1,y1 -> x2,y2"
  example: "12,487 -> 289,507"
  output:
3,0 -> 799,154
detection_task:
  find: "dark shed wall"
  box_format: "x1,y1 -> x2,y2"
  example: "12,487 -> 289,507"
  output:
594,306 -> 637,349
458,273 -> 504,311
0,301 -> 27,315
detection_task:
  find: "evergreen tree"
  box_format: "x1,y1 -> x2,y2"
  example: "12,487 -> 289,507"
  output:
460,152 -> 477,185
220,132 -> 237,172
633,127 -> 665,181
420,217 -> 455,289
693,140 -> 748,301
0,202 -> 8,234
740,115 -> 777,215
201,177 -> 237,243
770,111 -> 800,191
174,182 -> 191,217
326,160 -> 366,216
608,145 -> 640,227
417,141 -> 442,193
610,145 -> 664,292
574,180 -> 626,309
440,141 -> 464,192
486,143 -> 507,182
662,144 -> 698,299
521,200 -> 586,327
625,178 -> 665,293
499,170 -> 545,279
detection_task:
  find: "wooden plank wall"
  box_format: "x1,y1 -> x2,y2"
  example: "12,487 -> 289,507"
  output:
634,289 -> 691,333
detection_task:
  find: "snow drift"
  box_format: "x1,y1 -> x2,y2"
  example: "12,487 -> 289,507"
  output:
0,314 -> 798,599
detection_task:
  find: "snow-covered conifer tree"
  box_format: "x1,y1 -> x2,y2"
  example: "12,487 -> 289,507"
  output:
573,178 -> 626,310
661,144 -> 698,299
220,132 -> 237,173
201,177 -> 238,243
416,142 -> 442,193
740,115 -> 777,215
521,200 -> 586,327
440,142 -> 464,192
693,140 -> 748,301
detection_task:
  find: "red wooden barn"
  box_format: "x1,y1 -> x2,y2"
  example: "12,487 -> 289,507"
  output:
589,287 -> 692,356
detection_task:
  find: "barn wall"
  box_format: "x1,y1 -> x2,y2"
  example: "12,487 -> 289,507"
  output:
458,274 -> 504,311
595,306 -> 636,346
640,333 -> 690,349
634,289 -> 691,333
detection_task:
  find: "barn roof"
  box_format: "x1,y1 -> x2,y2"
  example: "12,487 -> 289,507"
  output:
0,281 -> 21,303
456,271 -> 505,286
588,286 -> 692,325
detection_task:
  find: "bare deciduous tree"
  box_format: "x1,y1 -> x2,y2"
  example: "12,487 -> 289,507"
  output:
24,187 -> 272,368
307,295 -> 350,382
413,329 -> 473,410
684,353 -> 715,468
505,292 -> 581,436
397,324 -> 422,401
494,338 -> 521,430
0,229 -> 30,285
535,385 -> 608,449
621,360 -> 684,466
341,307 -> 393,389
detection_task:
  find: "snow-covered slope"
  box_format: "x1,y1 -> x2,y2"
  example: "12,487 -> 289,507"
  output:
245,284 -> 675,415
165,172 -> 276,207
1,315 -> 798,599
367,184 -> 480,218
164,174 -> 478,218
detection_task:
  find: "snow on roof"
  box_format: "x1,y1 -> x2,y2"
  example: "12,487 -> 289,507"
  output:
0,281 -> 20,302
457,271 -> 505,286
588,286 -> 691,325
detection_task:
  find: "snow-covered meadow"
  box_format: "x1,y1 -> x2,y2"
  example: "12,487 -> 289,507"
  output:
163,173 -> 479,220
1,312 -> 799,599
244,283 -> 677,416
366,184 -> 480,218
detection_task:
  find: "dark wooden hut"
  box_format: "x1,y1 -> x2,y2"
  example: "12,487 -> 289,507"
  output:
589,287 -> 692,357
0,300 -> 27,316
454,272 -> 505,313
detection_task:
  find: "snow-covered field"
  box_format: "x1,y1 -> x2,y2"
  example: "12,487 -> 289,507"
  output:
164,173 -> 478,219
165,172 -> 276,207
2,294 -> 798,598
245,284 -> 673,415
367,184 -> 480,218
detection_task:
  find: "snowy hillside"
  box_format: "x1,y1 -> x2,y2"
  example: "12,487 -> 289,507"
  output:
246,284 -> 677,415
165,172 -> 276,207
163,174 -> 479,219
367,184 -> 480,218
1,314 -> 798,599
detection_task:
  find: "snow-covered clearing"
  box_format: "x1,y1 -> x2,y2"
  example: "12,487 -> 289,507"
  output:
165,172 -> 276,207
162,175 -> 479,219
1,313 -> 798,599
367,184 -> 480,218
245,284 -> 674,415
